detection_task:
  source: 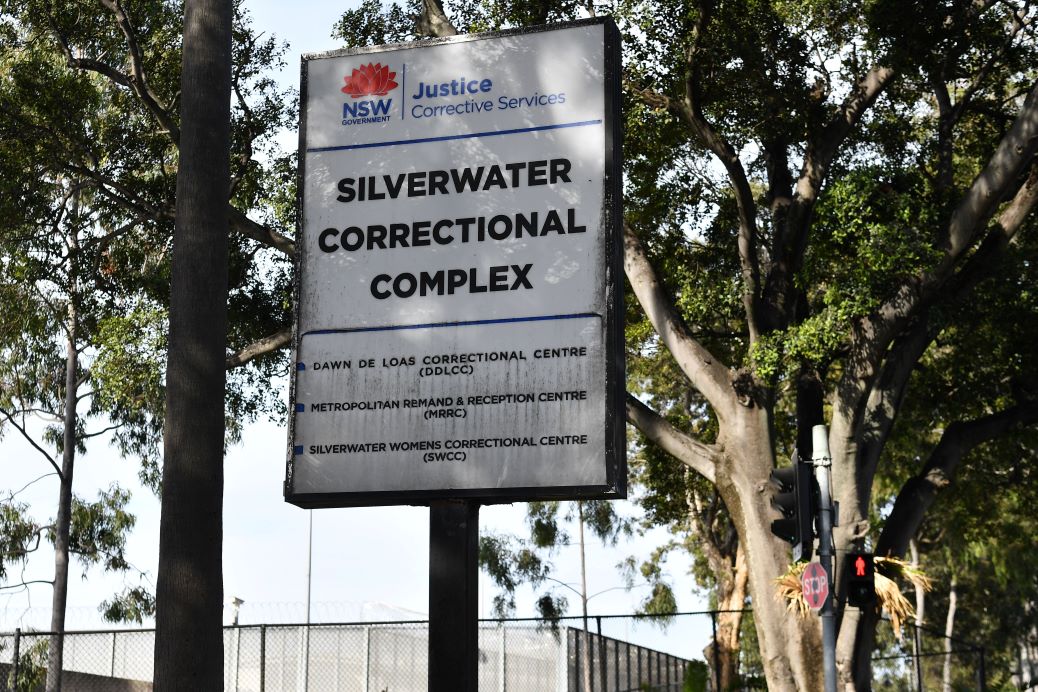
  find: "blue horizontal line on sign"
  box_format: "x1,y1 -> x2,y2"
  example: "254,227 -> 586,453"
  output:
302,312 -> 599,337
306,120 -> 603,153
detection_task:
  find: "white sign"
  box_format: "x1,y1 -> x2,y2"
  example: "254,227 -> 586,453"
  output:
285,20 -> 624,507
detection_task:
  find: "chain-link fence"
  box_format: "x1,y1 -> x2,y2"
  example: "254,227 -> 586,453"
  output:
870,620 -> 987,691
0,616 -> 698,691
0,612 -> 989,691
0,628 -> 154,691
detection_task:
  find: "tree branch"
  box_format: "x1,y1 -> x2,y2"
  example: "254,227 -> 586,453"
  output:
229,208 -> 295,255
624,222 -> 734,417
678,3 -> 762,341
81,423 -> 124,440
852,80 -> 1038,393
98,0 -> 181,144
0,579 -> 55,591
5,473 -> 58,501
876,399 -> 1038,558
417,0 -> 458,37
942,79 -> 1038,262
854,319 -> 935,506
226,328 -> 291,369
46,20 -> 133,88
764,65 -> 896,327
626,394 -> 718,484
0,407 -> 63,479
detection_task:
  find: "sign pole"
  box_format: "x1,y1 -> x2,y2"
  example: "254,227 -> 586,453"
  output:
812,425 -> 838,692
429,500 -> 480,692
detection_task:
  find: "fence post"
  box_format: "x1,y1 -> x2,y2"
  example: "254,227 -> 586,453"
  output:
234,626 -> 241,691
499,621 -> 506,692
978,646 -> 986,692
636,639 -> 641,688
111,631 -> 117,678
626,640 -> 631,691
259,625 -> 266,692
596,616 -> 606,692
613,629 -> 619,692
363,625 -> 371,692
710,611 -> 721,692
913,623 -> 923,692
11,628 -> 21,692
574,629 -> 583,691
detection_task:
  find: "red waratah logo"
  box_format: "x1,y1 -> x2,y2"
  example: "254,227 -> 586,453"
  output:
341,63 -> 398,98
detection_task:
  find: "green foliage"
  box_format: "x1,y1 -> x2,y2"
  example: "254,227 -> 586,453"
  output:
479,500 -> 632,620
0,0 -> 296,625
0,500 -> 40,581
478,532 -> 553,616
93,307 -> 167,490
332,0 -> 420,47
65,485 -> 135,572
100,586 -> 156,625
3,638 -> 47,692
682,659 -> 709,692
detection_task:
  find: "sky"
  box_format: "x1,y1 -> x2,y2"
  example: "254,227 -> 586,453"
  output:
0,0 -> 710,661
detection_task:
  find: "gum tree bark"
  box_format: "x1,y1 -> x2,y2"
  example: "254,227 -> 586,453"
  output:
152,0 -> 233,688
46,260 -> 78,692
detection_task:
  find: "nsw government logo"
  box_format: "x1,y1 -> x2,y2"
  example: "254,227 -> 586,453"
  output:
341,63 -> 398,126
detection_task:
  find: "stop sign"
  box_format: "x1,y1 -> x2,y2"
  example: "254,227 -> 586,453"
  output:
801,562 -> 829,610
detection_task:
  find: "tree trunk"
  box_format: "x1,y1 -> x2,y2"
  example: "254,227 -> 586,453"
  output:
722,411 -> 824,692
153,0 -> 232,689
46,295 -> 78,692
711,545 -> 749,691
912,541 -> 925,692
942,576 -> 957,692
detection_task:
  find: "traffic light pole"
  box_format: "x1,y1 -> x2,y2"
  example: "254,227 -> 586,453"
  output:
812,424 -> 838,692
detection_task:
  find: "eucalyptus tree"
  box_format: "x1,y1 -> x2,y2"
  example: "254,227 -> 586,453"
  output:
330,0 -> 1038,686
617,1 -> 1038,688
152,0 -> 234,686
336,1 -> 1038,689
1,0 -> 296,684
0,72 -> 151,688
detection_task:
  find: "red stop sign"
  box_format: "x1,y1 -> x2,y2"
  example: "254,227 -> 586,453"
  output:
801,562 -> 829,610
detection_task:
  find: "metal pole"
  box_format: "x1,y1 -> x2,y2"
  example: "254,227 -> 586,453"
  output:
597,616 -> 606,692
234,626 -> 241,691
259,625 -> 266,692
499,621 -> 506,692
303,509 -> 313,692
710,611 -> 721,692
362,626 -> 371,692
626,640 -> 631,691
913,623 -> 924,691
12,628 -> 21,692
613,626 -> 619,691
812,424 -> 838,692
631,639 -> 639,688
429,500 -> 480,692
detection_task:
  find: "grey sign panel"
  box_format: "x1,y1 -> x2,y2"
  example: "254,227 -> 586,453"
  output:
285,18 -> 624,507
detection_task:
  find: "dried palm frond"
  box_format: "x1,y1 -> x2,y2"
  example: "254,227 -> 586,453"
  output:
876,556 -> 933,593
874,572 -> 913,640
774,562 -> 810,619
873,556 -> 932,640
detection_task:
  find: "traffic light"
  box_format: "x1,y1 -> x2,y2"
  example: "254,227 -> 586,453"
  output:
845,552 -> 876,607
769,456 -> 815,562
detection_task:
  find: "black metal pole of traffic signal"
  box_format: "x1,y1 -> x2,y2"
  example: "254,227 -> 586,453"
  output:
812,425 -> 838,692
429,500 -> 480,692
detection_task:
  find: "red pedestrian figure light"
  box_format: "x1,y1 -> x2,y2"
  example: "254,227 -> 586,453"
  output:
846,552 -> 875,607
